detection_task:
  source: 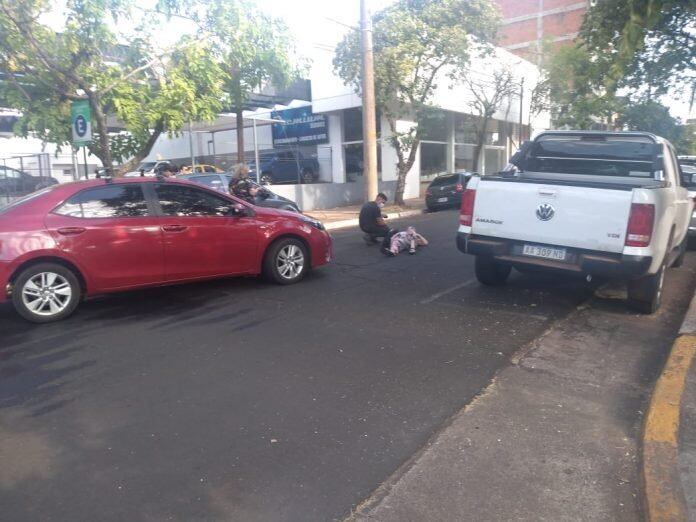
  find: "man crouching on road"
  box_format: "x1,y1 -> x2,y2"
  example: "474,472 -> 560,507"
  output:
359,192 -> 396,254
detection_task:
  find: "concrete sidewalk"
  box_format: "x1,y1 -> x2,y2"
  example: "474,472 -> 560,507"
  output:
351,258 -> 696,522
305,197 -> 426,230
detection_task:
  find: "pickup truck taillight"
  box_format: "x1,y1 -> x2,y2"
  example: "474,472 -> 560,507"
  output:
459,189 -> 476,226
455,183 -> 464,192
625,203 -> 655,247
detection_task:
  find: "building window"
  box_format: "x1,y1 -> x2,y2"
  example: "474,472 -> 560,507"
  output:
343,143 -> 382,182
418,109 -> 448,142
343,108 -> 380,143
484,147 -> 505,175
455,144 -> 475,172
455,114 -> 477,144
420,142 -> 447,177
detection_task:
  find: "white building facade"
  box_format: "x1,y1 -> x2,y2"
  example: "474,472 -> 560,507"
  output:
140,44 -> 548,210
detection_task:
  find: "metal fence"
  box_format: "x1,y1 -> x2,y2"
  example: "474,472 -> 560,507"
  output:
166,146 -> 334,184
0,152 -> 53,207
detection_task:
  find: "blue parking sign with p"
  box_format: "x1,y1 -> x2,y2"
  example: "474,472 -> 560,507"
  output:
71,100 -> 92,146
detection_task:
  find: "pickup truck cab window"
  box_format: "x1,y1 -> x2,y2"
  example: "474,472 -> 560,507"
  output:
527,135 -> 656,179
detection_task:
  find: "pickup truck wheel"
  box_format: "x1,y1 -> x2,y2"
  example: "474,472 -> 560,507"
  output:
475,256 -> 511,286
627,263 -> 665,314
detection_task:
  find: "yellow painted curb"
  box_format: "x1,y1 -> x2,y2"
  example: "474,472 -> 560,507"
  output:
642,334 -> 696,522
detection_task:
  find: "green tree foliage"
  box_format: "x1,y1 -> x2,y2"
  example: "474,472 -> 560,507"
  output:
580,0 -> 696,96
675,124 -> 696,156
538,45 -> 618,129
334,0 -> 498,204
0,0 -> 225,173
539,2 -> 695,132
199,0 -> 299,162
615,99 -> 679,140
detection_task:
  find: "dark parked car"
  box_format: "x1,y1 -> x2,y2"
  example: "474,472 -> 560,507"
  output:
0,165 -> 58,197
425,172 -> 473,211
679,155 -> 696,168
249,150 -> 319,185
0,178 -> 332,323
178,173 -> 302,213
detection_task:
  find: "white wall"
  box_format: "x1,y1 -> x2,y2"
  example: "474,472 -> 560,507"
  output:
430,47 -> 548,127
310,42 -> 549,129
144,125 -> 275,164
0,136 -> 101,182
271,179 -> 401,211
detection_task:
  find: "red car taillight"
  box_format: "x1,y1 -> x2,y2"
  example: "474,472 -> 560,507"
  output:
459,189 -> 476,226
455,183 -> 464,192
625,203 -> 655,247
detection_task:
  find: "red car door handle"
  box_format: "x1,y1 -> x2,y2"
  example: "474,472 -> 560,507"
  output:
162,224 -> 187,232
57,227 -> 86,236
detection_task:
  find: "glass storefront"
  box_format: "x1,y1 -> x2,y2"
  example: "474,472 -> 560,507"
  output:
343,107 -> 380,142
455,144 -> 475,172
343,142 -> 382,182
420,142 -> 447,176
483,147 -> 505,175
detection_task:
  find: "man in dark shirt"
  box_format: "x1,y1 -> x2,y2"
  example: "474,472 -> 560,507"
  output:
359,192 -> 394,251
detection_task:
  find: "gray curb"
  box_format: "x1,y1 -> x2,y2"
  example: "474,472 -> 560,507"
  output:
322,209 -> 425,231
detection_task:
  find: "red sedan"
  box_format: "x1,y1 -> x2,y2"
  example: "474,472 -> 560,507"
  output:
0,178 -> 332,322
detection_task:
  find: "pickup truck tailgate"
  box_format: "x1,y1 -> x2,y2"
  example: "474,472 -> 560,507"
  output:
472,180 -> 633,253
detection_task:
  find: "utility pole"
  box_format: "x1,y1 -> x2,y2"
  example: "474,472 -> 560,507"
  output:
360,0 -> 379,202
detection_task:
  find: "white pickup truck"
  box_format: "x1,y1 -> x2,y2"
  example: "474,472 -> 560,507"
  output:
457,131 -> 693,313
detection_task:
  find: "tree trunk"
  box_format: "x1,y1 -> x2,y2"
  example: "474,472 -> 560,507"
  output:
88,93 -> 113,175
236,105 -> 245,164
117,120 -> 164,175
394,138 -> 420,206
472,117 -> 490,174
395,165 -> 407,205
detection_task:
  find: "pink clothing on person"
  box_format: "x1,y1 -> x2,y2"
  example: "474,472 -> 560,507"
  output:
390,226 -> 418,254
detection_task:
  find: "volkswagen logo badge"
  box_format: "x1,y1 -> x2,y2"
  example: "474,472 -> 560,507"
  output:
536,203 -> 555,221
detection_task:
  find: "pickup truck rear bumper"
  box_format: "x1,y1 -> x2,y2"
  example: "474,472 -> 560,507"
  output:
457,233 -> 652,279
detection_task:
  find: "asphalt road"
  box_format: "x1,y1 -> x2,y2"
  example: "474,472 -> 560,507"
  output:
0,209 -> 595,522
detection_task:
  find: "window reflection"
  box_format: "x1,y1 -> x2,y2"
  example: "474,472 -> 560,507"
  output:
56,185 -> 149,218
155,184 -> 234,217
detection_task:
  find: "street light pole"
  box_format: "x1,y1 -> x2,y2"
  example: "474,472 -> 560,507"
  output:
188,120 -> 196,172
360,0 -> 379,202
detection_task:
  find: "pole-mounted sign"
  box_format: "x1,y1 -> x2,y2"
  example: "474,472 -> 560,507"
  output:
71,100 -> 92,146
